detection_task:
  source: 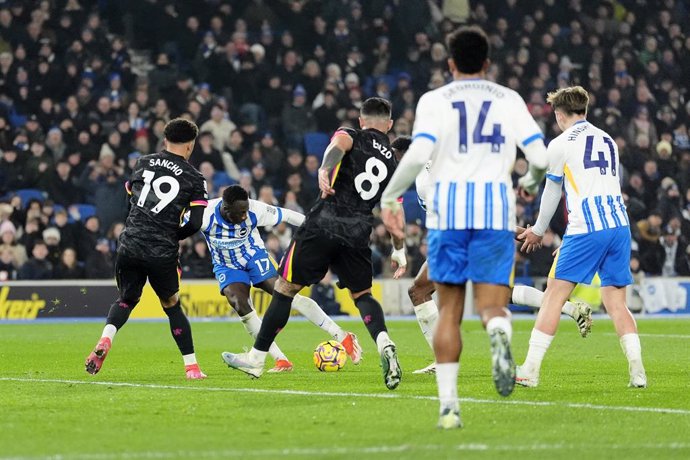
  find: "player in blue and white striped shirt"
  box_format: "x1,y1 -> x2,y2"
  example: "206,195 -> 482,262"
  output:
517,86 -> 646,389
381,26 -> 548,429
202,185 -> 362,372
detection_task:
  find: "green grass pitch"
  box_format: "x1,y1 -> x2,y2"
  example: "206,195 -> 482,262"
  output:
1,317 -> 689,459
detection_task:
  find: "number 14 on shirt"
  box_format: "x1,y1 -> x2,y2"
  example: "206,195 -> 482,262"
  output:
452,100 -> 506,153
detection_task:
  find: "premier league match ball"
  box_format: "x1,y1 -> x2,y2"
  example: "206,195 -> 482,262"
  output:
313,340 -> 347,372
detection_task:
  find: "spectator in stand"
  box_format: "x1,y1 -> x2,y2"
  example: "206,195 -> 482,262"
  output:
17,240 -> 53,280
0,247 -> 18,281
47,161 -> 83,206
180,238 -> 214,279
53,247 -> 85,279
85,238 -> 114,279
77,215 -> 101,262
641,226 -> 690,276
190,130 -> 225,171
0,221 -> 27,269
281,84 -> 315,150
200,104 -> 236,152
42,227 -> 62,266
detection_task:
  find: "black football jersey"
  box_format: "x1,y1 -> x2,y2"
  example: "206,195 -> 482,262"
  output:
299,127 -> 398,247
119,151 -> 208,260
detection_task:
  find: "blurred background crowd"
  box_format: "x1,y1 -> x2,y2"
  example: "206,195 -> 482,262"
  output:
0,0 -> 689,285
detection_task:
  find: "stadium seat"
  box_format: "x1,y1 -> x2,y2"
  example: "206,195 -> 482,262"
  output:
213,171 -> 236,188
15,189 -> 45,207
304,132 -> 330,159
73,204 -> 97,221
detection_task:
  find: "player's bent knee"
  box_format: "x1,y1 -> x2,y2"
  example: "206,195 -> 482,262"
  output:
350,288 -> 372,301
161,293 -> 180,309
275,277 -> 302,297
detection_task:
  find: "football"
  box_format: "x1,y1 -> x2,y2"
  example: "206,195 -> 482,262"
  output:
313,340 -> 347,372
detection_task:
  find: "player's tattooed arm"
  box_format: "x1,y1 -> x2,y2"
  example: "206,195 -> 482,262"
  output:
318,132 -> 354,198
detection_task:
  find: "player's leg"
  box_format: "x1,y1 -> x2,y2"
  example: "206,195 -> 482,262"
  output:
474,283 -> 515,396
516,277 -> 575,387
518,233 -> 602,387
601,286 -> 646,387
511,284 -> 593,337
426,229 -> 473,428
221,279 -> 292,372
85,252 -> 145,375
333,245 -> 399,387
222,236 -> 328,377
257,277 -> 362,364
149,259 -> 205,379
217,259 -> 293,371
432,282 -> 465,429
467,230 -> 518,397
408,261 -> 438,374
598,227 -> 646,387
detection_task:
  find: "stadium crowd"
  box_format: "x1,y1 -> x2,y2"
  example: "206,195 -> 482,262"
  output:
0,0 -> 689,283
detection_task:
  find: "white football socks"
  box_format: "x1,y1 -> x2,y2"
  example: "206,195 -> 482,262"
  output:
522,328 -> 554,374
182,353 -> 197,366
413,300 -> 439,351
292,294 -> 347,342
375,331 -> 394,354
435,362 -> 460,412
619,333 -> 644,373
101,324 -> 117,341
247,347 -> 268,365
512,285 -> 580,319
486,315 -> 513,341
240,311 -> 287,361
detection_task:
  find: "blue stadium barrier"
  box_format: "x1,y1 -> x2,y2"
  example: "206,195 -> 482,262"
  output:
304,132 -> 330,159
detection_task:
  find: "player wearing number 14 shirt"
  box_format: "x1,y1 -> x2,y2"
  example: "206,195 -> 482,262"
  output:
222,98 -> 404,390
85,118 -> 209,379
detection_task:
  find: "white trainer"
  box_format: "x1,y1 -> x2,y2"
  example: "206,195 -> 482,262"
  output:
221,351 -> 264,378
515,364 -> 539,388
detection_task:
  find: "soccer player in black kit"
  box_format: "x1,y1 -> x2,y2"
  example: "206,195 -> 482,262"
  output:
85,118 -> 209,379
222,98 -> 406,390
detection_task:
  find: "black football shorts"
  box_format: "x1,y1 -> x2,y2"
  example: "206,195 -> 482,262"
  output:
115,252 -> 181,304
278,232 -> 372,293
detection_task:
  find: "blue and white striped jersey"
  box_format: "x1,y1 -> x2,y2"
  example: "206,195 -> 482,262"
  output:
415,161 -> 432,211
545,120 -> 629,235
201,198 -> 303,270
411,79 -> 547,231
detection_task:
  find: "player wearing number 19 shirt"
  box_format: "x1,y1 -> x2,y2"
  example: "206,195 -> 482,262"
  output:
380,26 -> 549,428
222,98 -> 404,390
85,118 -> 209,380
516,86 -> 647,389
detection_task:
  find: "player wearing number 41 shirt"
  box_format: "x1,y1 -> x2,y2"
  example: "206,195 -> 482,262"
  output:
516,86 -> 647,389
222,98 -> 405,390
202,185 -> 362,372
85,118 -> 209,380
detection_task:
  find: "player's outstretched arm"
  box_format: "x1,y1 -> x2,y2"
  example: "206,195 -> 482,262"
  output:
318,132 -> 353,198
277,207 -> 305,227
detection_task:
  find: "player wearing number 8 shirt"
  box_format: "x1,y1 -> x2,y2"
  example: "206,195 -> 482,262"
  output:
516,86 -> 647,389
221,98 -> 405,390
85,118 -> 209,379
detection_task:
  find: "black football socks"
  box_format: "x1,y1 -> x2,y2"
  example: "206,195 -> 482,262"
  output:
254,291 -> 294,352
355,293 -> 388,341
164,301 -> 194,355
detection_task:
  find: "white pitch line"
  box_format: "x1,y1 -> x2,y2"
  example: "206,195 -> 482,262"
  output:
2,442 -> 689,460
604,333 -> 690,339
1,377 -> 689,416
